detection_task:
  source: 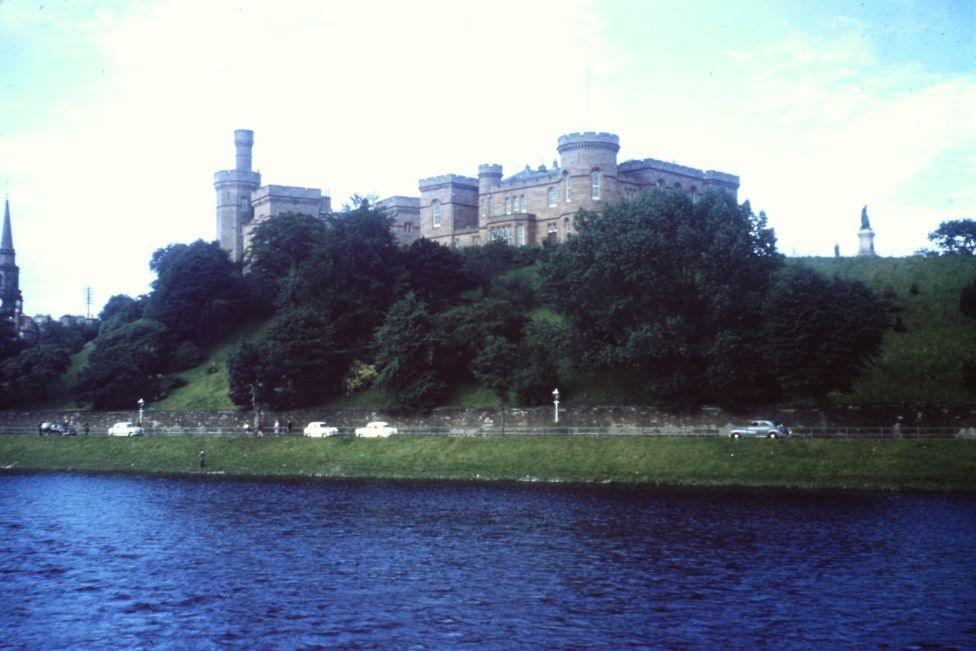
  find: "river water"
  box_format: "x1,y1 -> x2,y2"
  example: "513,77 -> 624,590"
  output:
0,473 -> 973,648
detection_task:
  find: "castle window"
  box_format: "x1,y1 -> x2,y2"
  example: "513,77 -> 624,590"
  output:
674,182 -> 681,190
591,171 -> 600,200
565,175 -> 571,202
432,200 -> 441,227
490,225 -> 514,245
240,196 -> 249,211
548,187 -> 557,207
473,235 -> 481,246
657,179 -> 664,189
516,224 -> 526,246
505,197 -> 512,215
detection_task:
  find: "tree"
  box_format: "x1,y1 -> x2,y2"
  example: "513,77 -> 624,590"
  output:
228,339 -> 276,418
470,335 -> 520,404
146,240 -> 243,345
228,307 -> 345,410
72,319 -> 168,409
281,197 -> 401,360
0,344 -> 71,406
539,189 -> 782,408
400,238 -> 473,310
764,266 -> 889,400
244,212 -> 329,280
928,219 -> 976,255
373,294 -> 446,413
98,294 -> 144,333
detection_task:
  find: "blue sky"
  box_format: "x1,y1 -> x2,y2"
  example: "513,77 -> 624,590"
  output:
1,0 -> 973,315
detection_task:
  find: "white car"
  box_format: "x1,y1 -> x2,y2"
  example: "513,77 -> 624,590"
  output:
354,421 -> 397,438
303,422 -> 339,438
108,422 -> 144,437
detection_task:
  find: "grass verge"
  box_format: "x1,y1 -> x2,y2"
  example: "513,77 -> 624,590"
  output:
1,436 -> 974,492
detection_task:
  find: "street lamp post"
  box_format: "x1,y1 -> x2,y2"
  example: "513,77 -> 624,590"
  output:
552,388 -> 560,424
137,398 -> 145,426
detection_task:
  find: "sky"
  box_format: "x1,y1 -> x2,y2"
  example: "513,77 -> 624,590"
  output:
0,0 -> 974,316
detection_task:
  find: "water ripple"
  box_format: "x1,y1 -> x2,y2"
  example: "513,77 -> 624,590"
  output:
0,474 -> 973,648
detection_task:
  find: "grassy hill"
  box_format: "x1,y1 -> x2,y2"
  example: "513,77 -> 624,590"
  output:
795,256 -> 976,403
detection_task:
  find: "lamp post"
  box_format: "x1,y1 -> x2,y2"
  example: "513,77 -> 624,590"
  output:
552,388 -> 560,424
137,398 -> 145,426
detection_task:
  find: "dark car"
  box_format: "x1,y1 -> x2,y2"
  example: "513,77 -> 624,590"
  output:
46,423 -> 77,436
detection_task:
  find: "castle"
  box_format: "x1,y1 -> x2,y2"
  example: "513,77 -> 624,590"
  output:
215,130 -> 740,260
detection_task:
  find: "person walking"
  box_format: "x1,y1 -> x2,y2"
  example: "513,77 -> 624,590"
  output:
274,419 -> 280,435
199,450 -> 207,468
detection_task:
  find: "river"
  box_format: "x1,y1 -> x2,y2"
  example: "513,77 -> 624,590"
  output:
0,473 -> 973,648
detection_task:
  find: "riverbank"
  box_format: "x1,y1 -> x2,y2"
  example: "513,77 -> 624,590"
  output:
1,436 -> 975,491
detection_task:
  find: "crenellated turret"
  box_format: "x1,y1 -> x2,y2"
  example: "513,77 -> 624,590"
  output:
215,129 -> 262,262
478,164 -> 503,194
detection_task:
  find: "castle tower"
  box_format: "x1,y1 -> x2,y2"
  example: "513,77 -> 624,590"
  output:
0,198 -> 23,322
857,205 -> 876,256
557,132 -> 620,206
214,129 -> 262,262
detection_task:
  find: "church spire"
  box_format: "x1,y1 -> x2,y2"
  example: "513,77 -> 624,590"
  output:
1,198 -> 12,253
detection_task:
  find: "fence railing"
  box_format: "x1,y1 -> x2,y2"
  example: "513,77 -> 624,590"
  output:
1,424 -> 973,438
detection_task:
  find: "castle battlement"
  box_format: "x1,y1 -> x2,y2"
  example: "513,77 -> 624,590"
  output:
418,174 -> 479,189
214,169 -> 261,185
478,164 -> 503,176
557,132 -> 620,153
378,195 -> 420,208
251,185 -> 325,201
703,170 -> 739,185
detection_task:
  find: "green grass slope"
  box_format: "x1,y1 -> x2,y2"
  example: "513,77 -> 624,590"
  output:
151,320 -> 268,410
795,256 -> 976,403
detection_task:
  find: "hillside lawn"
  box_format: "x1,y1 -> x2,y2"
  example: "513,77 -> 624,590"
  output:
1,435 -> 974,492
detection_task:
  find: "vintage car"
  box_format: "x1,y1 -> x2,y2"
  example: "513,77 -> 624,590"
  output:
39,422 -> 77,436
729,420 -> 790,439
107,422 -> 144,437
354,421 -> 397,438
303,422 -> 339,438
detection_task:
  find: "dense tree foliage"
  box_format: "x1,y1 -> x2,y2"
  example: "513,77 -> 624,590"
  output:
0,344 -> 71,406
400,238 -> 473,310
373,294 -> 446,413
99,294 -> 144,332
540,189 -> 782,408
72,319 -> 168,409
928,219 -> 976,255
244,212 -> 329,280
764,266 -> 890,400
146,240 -> 243,345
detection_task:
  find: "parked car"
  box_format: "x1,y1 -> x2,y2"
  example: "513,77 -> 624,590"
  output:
304,422 -> 339,438
107,422 -> 144,437
40,422 -> 76,436
354,421 -> 397,438
729,420 -> 790,439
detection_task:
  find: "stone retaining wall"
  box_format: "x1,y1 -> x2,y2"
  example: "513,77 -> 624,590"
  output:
1,403 -> 974,436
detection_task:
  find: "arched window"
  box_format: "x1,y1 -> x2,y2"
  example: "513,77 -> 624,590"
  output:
591,171 -> 600,200
432,199 -> 441,227
548,187 -> 556,207
565,174 -> 571,202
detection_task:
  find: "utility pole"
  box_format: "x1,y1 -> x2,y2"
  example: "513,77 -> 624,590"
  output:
83,287 -> 93,319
